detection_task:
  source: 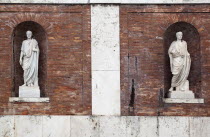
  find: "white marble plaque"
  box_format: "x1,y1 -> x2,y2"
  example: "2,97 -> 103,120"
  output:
92,71 -> 120,115
126,116 -> 158,137
15,116 -> 42,137
0,116 -> 14,137
99,116 -> 126,137
71,116 -> 99,137
159,116 -> 190,137
43,116 -> 70,137
189,117 -> 210,137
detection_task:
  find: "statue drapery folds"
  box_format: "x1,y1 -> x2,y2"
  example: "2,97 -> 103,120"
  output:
19,30 -> 39,87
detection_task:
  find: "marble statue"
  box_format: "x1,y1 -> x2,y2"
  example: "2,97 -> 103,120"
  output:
20,30 -> 39,86
168,31 -> 194,98
19,30 -> 40,97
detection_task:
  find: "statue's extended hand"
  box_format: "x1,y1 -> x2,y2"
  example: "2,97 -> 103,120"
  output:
19,59 -> 22,66
33,48 -> 38,52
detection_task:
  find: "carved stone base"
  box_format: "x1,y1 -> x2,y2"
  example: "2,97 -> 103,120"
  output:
163,98 -> 204,103
165,90 -> 204,103
168,90 -> 195,99
9,97 -> 49,103
19,86 -> 40,98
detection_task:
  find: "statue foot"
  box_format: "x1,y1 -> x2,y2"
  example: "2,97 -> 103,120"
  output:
28,84 -> 34,87
169,87 -> 173,91
180,88 -> 185,91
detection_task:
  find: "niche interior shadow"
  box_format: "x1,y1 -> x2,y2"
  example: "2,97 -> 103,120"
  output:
164,22 -> 201,98
12,21 -> 48,97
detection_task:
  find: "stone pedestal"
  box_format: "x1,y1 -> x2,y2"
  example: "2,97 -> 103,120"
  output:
165,90 -> 204,104
19,86 -> 40,98
9,97 -> 49,102
168,90 -> 195,99
164,79 -> 204,103
163,98 -> 204,103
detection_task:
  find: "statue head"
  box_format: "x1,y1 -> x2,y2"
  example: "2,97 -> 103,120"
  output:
176,31 -> 183,40
26,30 -> 32,39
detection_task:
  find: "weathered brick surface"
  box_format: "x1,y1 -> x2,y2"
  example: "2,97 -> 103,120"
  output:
0,5 -> 91,115
121,5 -> 210,116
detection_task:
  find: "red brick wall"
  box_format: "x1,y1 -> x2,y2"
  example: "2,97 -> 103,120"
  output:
1,4 -> 210,116
0,5 -> 91,115
120,5 -> 210,116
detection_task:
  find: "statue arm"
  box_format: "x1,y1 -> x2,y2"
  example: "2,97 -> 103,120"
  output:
185,42 -> 190,56
19,42 -> 24,66
19,51 -> 23,66
32,40 -> 39,52
183,41 -> 190,56
33,47 -> 38,52
168,43 -> 173,54
168,42 -> 174,72
168,42 -> 176,55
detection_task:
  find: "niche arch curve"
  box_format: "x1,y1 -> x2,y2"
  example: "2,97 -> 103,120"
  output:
164,21 -> 201,98
12,21 -> 48,97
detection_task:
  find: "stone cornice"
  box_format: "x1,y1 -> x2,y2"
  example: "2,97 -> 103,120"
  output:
0,0 -> 209,4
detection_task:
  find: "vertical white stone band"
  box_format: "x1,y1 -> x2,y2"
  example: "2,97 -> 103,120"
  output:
91,5 -> 120,115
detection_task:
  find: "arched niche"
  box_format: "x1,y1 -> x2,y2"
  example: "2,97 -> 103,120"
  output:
12,21 -> 48,97
164,22 -> 201,98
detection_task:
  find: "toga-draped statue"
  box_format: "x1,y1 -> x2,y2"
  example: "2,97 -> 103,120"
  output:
168,31 -> 191,93
19,30 -> 39,87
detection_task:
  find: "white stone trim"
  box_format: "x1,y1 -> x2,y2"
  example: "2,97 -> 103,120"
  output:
1,116 -> 210,137
91,5 -> 120,116
121,0 -> 210,4
163,98 -> 204,103
0,0 -> 209,4
9,97 -> 50,102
